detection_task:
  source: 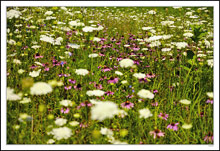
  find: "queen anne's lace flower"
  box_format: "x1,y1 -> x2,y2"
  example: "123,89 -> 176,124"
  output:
30,82 -> 52,95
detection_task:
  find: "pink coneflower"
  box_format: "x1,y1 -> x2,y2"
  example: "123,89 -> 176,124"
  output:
61,107 -> 70,114
132,47 -> 140,51
139,78 -> 148,83
117,57 -> 123,61
126,94 -> 134,98
146,73 -> 156,78
151,101 -> 159,107
44,67 -> 50,71
99,76 -> 107,81
149,129 -> 165,139
30,64 -> 38,69
52,59 -> 60,66
105,91 -> 114,96
64,86 -> 72,90
74,84 -> 82,90
68,79 -> 76,84
167,123 -> 179,131
204,132 -> 213,143
134,60 -> 140,65
80,123 -> 88,128
34,53 -> 43,59
110,37 -> 116,41
64,74 -> 70,77
94,83 -> 103,89
99,53 -> 105,56
108,77 -> 119,84
121,101 -> 134,109
158,112 -> 168,120
153,89 -> 158,93
101,66 -> 112,72
200,112 -> 204,117
206,99 -> 213,104
77,101 -> 92,109
116,41 -> 121,45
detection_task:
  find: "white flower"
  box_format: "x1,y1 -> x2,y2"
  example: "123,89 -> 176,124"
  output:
137,89 -> 154,99
149,41 -> 161,47
93,37 -> 101,42
142,48 -> 148,51
75,69 -> 89,76
139,108 -> 153,118
31,45 -> 41,49
179,99 -> 191,105
45,11 -> 53,16
121,80 -> 128,84
161,21 -> 174,26
68,43 -> 80,49
172,42 -> 188,49
91,101 -> 119,121
8,39 -> 16,45
182,123 -> 192,129
162,35 -> 173,40
124,44 -> 130,47
89,99 -> 101,105
145,36 -> 163,42
197,54 -> 207,57
69,20 -> 85,27
206,92 -> 213,98
7,9 -> 22,19
116,109 -> 128,118
50,127 -> 72,140
55,118 -> 67,126
20,97 -> 31,104
119,58 -> 134,68
183,32 -> 194,38
82,26 -> 95,32
115,71 -> 123,76
54,37 -> 63,45
13,59 -> 21,64
30,82 -> 53,95
34,62 -> 43,66
95,26 -> 104,31
86,90 -> 105,97
61,7 -> 67,11
207,59 -> 213,68
40,35 -> 54,44
142,27 -> 154,30
100,127 -> 114,136
47,139 -> 55,144
29,69 -> 41,77
88,53 -> 99,58
186,12 -> 193,16
69,121 -> 79,127
60,100 -> 73,107
133,73 -> 146,79
161,48 -> 172,52
204,39 -> 211,48
172,82 -> 179,87
7,87 -> 21,101
148,10 -> 156,14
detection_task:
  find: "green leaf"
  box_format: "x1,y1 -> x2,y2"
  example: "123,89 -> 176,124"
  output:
180,65 -> 190,71
186,50 -> 195,59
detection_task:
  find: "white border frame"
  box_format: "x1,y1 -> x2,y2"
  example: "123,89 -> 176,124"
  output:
1,1 -> 219,150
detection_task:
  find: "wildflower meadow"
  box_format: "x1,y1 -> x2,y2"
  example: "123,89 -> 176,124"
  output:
6,6 -> 214,145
